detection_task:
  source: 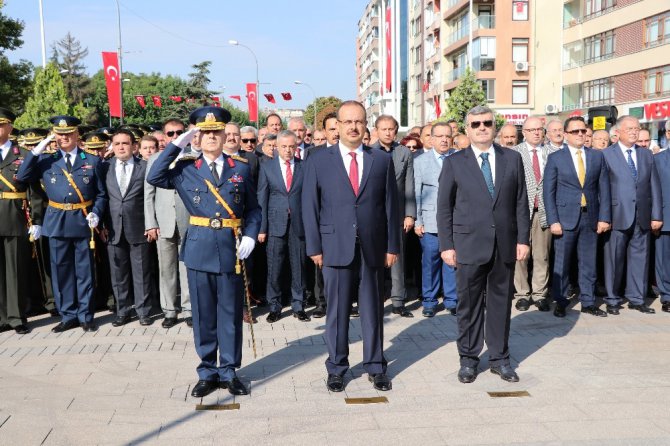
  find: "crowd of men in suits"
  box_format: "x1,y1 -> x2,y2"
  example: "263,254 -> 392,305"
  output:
1,101 -> 670,394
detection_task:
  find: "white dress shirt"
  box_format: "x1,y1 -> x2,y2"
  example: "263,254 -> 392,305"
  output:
526,143 -> 545,173
60,148 -> 79,165
0,140 -> 11,160
295,145 -> 306,160
567,145 -> 586,177
339,144 -> 364,186
471,145 -> 496,183
202,154 -> 224,179
279,156 -> 295,188
619,141 -> 637,166
116,157 -> 135,189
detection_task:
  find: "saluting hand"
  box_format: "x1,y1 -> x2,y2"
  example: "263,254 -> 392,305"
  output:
31,134 -> 55,156
173,127 -> 200,149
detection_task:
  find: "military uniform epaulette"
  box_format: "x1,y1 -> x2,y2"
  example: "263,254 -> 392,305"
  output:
169,154 -> 199,170
44,148 -> 57,155
231,155 -> 248,164
81,148 -> 100,157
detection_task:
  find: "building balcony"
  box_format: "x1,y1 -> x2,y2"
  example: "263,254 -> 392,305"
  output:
472,15 -> 495,30
446,26 -> 469,47
448,67 -> 466,83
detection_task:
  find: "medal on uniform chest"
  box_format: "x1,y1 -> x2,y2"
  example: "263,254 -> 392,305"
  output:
83,176 -> 90,184
50,176 -> 56,184
233,185 -> 241,204
193,188 -> 201,205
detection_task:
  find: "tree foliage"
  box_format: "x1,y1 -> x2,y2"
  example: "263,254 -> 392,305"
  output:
305,96 -> 342,129
0,6 -> 33,114
51,32 -> 91,106
15,63 -> 69,129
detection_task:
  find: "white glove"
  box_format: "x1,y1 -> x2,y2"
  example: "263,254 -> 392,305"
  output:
31,134 -> 55,156
237,236 -> 256,260
28,225 -> 42,240
173,127 -> 200,149
86,212 -> 99,229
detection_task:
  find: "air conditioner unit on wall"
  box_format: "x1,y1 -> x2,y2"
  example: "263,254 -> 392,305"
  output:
545,104 -> 559,115
515,61 -> 529,72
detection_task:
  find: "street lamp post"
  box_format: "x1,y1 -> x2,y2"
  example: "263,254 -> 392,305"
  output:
115,0 -> 124,125
229,40 -> 259,129
294,81 -> 317,128
38,0 -> 46,68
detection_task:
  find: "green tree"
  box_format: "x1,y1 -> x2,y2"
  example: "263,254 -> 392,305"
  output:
0,6 -> 33,114
14,63 -> 69,129
51,32 -> 91,106
186,61 -> 213,101
305,96 -> 342,128
442,67 -> 505,131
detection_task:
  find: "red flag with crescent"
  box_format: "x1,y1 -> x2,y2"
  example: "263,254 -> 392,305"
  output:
229,95 -> 241,101
134,95 -> 146,109
102,51 -> 121,117
281,92 -> 292,101
385,5 -> 392,93
264,93 -> 276,104
151,95 -> 162,108
246,83 -> 258,122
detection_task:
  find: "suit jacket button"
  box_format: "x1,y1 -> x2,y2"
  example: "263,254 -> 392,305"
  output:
353,224 -> 357,228
491,224 -> 495,228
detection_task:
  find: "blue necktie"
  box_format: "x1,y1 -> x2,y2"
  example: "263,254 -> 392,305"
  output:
480,152 -> 494,198
439,154 -> 446,161
626,149 -> 637,182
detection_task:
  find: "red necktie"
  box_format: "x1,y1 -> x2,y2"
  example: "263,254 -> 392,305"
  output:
348,152 -> 359,196
295,148 -> 301,159
285,160 -> 292,191
532,148 -> 541,208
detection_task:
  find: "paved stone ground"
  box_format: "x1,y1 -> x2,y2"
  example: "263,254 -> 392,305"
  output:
1,297 -> 670,445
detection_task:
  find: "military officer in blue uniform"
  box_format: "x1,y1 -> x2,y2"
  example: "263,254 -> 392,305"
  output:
17,115 -> 107,332
147,106 -> 261,398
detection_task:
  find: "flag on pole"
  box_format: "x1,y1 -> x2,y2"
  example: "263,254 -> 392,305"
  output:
101,52 -> 121,117
151,95 -> 162,108
281,92 -> 292,100
264,93 -> 276,104
229,95 -> 241,101
246,83 -> 258,122
134,95 -> 146,108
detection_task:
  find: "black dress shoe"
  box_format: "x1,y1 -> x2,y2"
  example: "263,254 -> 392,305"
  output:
606,304 -> 620,315
266,311 -> 281,323
581,305 -> 607,317
422,308 -> 435,318
458,365 -> 478,383
293,310 -> 311,321
0,324 -> 11,333
312,306 -> 326,318
628,303 -> 655,314
535,298 -> 551,312
191,380 -> 218,398
392,306 -> 414,318
554,304 -> 567,318
447,307 -> 457,316
491,365 -> 519,382
139,317 -> 153,326
52,319 -> 79,333
162,317 -> 178,328
326,374 -> 345,392
220,377 -> 249,395
350,306 -> 359,317
112,315 -> 131,327
515,298 -> 531,311
368,373 -> 392,391
185,317 -> 193,327
14,324 -> 30,335
662,302 -> 670,313
81,322 -> 98,332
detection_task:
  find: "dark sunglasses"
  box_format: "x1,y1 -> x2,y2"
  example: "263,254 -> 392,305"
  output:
306,133 -> 312,137
166,130 -> 184,137
566,129 -> 588,135
470,120 -> 494,129
241,138 -> 257,144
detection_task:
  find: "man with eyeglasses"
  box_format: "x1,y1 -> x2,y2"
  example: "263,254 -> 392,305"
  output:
511,117 -> 558,313
287,117 -> 312,160
543,116 -> 611,318
311,129 -> 326,146
302,100 -> 399,393
239,126 -> 258,154
145,118 -> 193,329
591,130 -> 610,150
304,126 -> 313,146
602,116 -> 662,315
437,105 -> 530,384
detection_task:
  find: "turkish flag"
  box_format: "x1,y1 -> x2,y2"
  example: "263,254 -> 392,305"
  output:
385,6 -> 392,93
151,95 -> 162,108
246,83 -> 258,122
101,52 -> 121,117
169,95 -> 182,102
281,92 -> 292,101
264,93 -> 276,104
134,95 -> 146,109
422,82 -> 429,93
229,95 -> 241,101
211,96 -> 220,102
434,95 -> 441,117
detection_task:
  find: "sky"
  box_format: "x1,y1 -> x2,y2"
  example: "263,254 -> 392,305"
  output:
4,0 -> 365,111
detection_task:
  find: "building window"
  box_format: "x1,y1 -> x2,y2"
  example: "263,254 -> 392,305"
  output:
473,37 -> 496,72
479,79 -> 495,102
512,38 -> 529,63
645,12 -> 670,48
584,31 -> 615,64
512,1 -> 528,21
583,78 -> 614,106
645,65 -> 670,99
584,0 -> 616,20
512,80 -> 529,104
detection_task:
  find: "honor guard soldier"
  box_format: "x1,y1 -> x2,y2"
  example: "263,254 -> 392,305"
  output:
0,108 -> 44,334
147,106 -> 261,398
17,115 -> 107,332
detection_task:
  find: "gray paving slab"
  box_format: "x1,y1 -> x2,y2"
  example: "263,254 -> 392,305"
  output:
0,299 -> 669,444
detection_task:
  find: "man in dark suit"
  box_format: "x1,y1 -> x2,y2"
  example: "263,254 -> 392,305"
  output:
287,117 -> 312,160
0,108 -> 42,334
654,148 -> 670,313
302,100 -> 400,392
603,115 -> 662,315
257,130 -> 309,322
371,115 -> 416,317
543,116 -> 611,318
437,105 -> 530,384
102,130 -> 154,326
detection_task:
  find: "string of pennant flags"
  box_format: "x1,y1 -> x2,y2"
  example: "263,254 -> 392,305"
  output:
131,92 -> 293,109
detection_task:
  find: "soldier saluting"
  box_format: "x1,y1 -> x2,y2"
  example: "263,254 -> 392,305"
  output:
17,115 -> 107,333
147,106 -> 261,398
